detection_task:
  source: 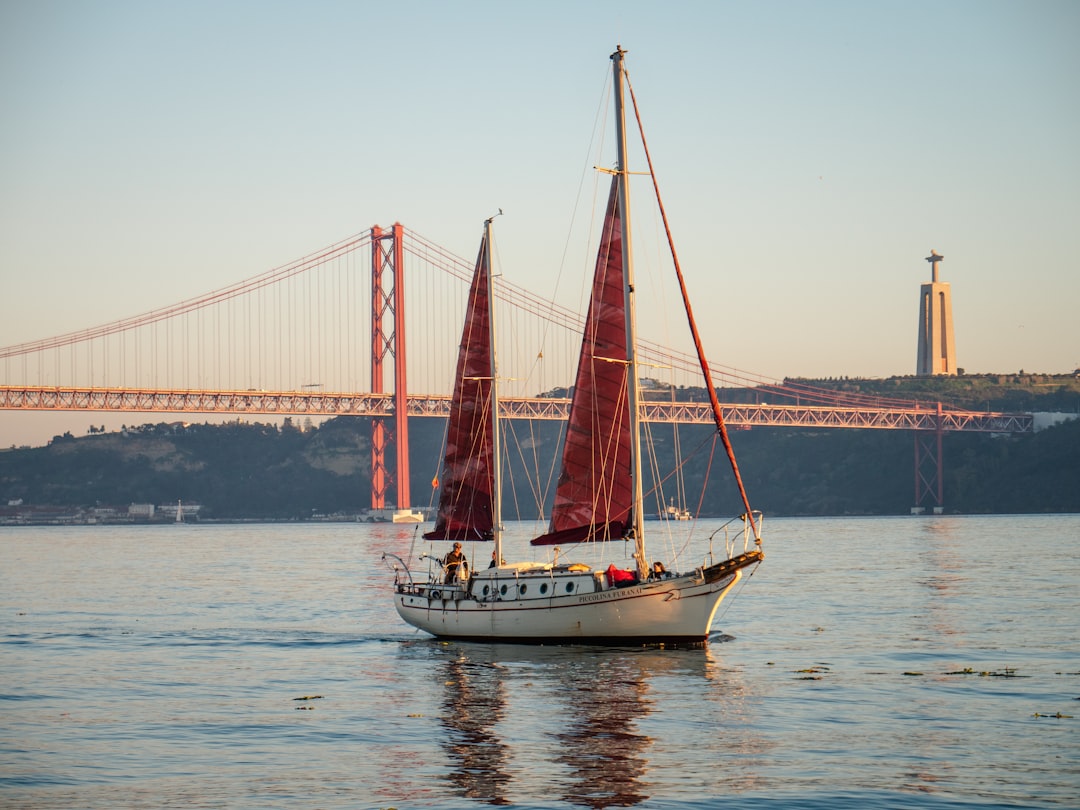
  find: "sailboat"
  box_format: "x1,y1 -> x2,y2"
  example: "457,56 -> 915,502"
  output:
384,46 -> 763,645
659,496 -> 692,522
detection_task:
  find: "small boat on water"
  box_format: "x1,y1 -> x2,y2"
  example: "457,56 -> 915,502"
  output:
659,497 -> 692,521
383,46 -> 763,646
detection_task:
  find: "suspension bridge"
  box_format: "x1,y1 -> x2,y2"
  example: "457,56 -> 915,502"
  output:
0,224 -> 1033,513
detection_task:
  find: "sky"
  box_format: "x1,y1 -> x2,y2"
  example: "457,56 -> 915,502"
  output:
1,0 -> 1078,448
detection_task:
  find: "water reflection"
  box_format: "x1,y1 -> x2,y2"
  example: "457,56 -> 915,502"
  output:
438,652 -> 512,804
426,643 -> 728,808
915,518 -> 967,642
386,637 -> 765,807
694,644 -> 769,794
549,651 -> 653,808
364,523 -> 427,561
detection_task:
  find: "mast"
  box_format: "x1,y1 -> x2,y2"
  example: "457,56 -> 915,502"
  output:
486,215 -> 504,563
611,45 -> 647,577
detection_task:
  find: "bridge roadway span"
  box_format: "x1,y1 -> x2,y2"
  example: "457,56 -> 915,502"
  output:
1,386 -> 1034,434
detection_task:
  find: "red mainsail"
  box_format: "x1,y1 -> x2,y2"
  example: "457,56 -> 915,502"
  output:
532,179 -> 632,546
424,231 -> 496,542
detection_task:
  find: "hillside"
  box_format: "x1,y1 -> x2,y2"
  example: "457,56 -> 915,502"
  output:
0,418 -> 375,522
1,375 -> 1077,521
781,372 -> 1080,412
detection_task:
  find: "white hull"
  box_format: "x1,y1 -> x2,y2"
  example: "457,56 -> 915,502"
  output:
391,553 -> 760,645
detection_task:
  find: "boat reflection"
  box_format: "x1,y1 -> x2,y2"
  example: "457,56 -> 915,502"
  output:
549,650 -> 653,807
438,651 -> 512,804
429,643 -> 718,808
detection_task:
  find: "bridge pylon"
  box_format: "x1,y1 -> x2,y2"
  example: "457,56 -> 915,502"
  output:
370,223 -> 411,513
913,402 -> 945,514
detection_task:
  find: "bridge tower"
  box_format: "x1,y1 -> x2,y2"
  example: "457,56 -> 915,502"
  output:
916,250 -> 957,376
370,224 -> 411,514
913,402 -> 945,515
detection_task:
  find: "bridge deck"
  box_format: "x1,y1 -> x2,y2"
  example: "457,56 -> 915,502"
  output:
0,386 -> 1034,434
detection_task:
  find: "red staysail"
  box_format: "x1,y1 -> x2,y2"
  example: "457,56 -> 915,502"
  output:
532,179 -> 632,546
424,231 -> 495,542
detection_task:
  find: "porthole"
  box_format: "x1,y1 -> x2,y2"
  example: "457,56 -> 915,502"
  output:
519,584 -> 528,595
565,582 -> 575,593
482,585 -> 490,597
540,583 -> 549,595
500,584 -> 508,596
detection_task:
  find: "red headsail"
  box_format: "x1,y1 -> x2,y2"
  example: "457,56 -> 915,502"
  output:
424,231 -> 496,542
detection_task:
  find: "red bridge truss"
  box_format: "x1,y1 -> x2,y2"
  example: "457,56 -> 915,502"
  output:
0,385 -> 1033,434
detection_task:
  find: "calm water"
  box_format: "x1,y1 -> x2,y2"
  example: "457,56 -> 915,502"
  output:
1,516 -> 1077,809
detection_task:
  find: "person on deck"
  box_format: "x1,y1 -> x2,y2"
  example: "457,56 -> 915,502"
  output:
443,543 -> 467,583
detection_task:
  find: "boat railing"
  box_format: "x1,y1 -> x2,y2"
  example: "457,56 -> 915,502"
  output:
381,552 -> 414,589
421,580 -> 470,601
706,511 -> 763,565
383,552 -> 477,599
745,511 -> 763,552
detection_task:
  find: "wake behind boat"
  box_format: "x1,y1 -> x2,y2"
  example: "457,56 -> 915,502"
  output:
383,47 -> 763,646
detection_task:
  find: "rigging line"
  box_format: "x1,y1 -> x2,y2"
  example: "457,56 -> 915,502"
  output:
693,434 -> 719,534
500,422 -> 523,522
625,70 -> 759,542
709,554 -> 763,628
529,62 -> 613,394
641,423 -> 714,519
640,421 -> 666,517
405,224 -> 752,390
505,415 -> 547,521
427,411 -> 449,513
405,228 -> 589,335
674,419 -> 686,508
539,413 -> 567,525
408,226 -> 765,392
